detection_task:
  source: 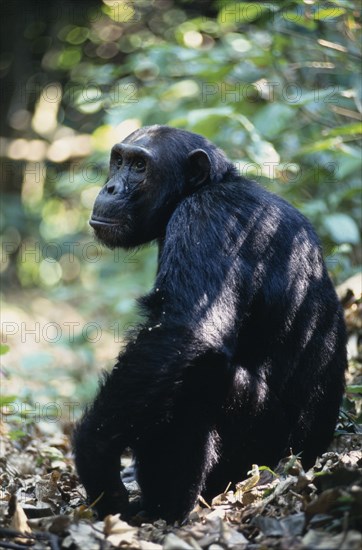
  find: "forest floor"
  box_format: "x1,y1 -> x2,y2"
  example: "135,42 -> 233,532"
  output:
0,276 -> 361,550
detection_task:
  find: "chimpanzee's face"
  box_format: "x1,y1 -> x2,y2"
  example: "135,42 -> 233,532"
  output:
89,126 -> 211,249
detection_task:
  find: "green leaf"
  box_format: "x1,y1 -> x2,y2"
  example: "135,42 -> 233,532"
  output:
170,107 -> 232,136
336,155 -> 362,179
299,138 -> 344,154
325,123 -> 362,137
246,140 -> 280,165
323,213 -> 360,244
313,8 -> 346,20
258,465 -> 278,477
0,395 -> 16,407
253,104 -> 295,139
9,429 -> 27,441
346,385 -> 362,395
301,200 -> 328,218
0,344 -> 10,355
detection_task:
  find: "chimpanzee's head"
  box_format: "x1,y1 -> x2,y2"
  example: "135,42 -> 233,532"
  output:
89,125 -> 232,248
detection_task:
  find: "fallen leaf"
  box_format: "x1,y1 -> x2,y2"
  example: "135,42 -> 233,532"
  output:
104,513 -> 138,547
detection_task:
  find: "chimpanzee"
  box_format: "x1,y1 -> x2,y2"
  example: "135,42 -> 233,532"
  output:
73,125 -> 347,523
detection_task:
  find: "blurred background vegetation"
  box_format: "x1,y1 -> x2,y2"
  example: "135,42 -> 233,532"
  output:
0,0 -> 361,417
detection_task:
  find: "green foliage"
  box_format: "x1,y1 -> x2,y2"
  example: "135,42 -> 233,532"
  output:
0,344 -> 10,356
1,0 -> 361,402
3,1 -> 361,292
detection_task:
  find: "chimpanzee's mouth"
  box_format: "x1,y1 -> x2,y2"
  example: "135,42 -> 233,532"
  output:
89,216 -> 120,228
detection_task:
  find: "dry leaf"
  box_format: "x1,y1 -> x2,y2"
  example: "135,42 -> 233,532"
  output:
10,499 -> 32,545
235,464 -> 260,501
104,513 -> 138,547
10,501 -> 32,535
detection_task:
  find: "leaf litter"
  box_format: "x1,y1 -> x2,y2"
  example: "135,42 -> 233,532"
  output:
0,281 -> 360,549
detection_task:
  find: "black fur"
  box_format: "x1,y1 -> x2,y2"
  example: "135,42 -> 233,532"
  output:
73,125 -> 347,522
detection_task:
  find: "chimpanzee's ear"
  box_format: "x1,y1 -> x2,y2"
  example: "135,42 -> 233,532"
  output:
187,149 -> 211,189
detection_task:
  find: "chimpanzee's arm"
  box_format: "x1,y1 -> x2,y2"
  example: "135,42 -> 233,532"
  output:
73,326 -> 200,517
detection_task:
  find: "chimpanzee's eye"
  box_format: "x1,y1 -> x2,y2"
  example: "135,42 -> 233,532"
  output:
116,156 -> 123,167
134,159 -> 146,172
